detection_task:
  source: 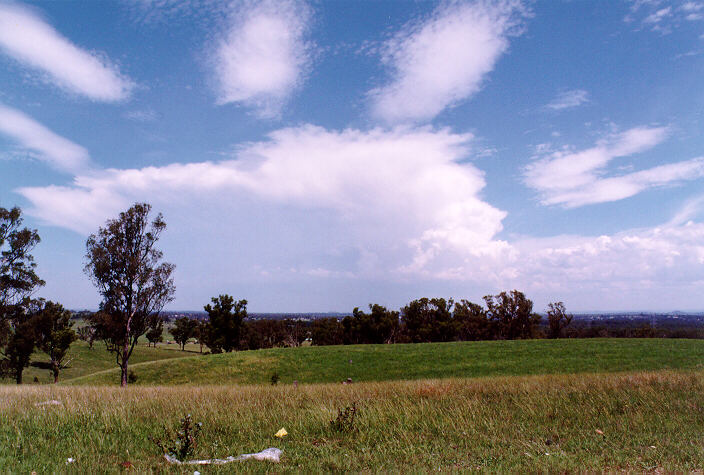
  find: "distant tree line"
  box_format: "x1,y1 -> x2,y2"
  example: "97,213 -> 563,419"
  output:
310,290 -> 571,346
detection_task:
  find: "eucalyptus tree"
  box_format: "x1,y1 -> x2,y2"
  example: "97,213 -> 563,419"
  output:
84,203 -> 175,386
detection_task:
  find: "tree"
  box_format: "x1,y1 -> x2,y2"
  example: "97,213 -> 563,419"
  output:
0,298 -> 40,384
311,317 -> 343,346
0,206 -> 44,317
546,301 -> 573,339
453,299 -> 492,341
146,315 -> 164,347
203,295 -> 247,353
483,290 -> 541,340
0,206 -> 44,384
84,203 -> 175,387
401,298 -> 455,343
171,317 -> 197,351
343,304 -> 399,344
34,300 -> 77,383
193,320 -> 208,353
77,325 -> 97,349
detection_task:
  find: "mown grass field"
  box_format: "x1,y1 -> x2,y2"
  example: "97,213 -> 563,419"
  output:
65,338 -> 704,386
2,370 -> 703,472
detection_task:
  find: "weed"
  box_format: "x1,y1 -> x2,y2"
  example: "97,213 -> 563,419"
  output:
330,402 -> 358,433
127,370 -> 138,384
149,414 -> 202,461
270,372 -> 279,385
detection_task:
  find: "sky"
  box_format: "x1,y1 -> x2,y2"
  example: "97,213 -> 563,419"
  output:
1,0 -> 704,313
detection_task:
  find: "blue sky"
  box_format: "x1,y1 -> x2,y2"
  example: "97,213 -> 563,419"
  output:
1,0 -> 704,312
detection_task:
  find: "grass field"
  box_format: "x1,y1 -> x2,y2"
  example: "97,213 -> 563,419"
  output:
64,338 -> 704,386
2,370 -> 703,472
15,340 -> 196,385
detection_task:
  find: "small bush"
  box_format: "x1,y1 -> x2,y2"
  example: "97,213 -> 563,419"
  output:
270,372 -> 280,385
127,371 -> 138,384
150,414 -> 202,461
329,402 -> 358,433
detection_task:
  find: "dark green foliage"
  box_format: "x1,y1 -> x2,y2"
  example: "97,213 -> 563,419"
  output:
329,402 -> 358,433
127,370 -> 138,384
270,371 -> 279,385
453,299 -> 492,341
0,301 -> 38,384
84,203 -> 175,386
240,318 -> 308,350
33,300 -> 77,383
0,206 -> 44,317
547,301 -> 573,339
343,304 -> 399,344
401,297 -> 455,343
171,317 -> 197,350
0,207 -> 44,384
203,295 -> 247,353
311,317 -> 344,346
150,414 -> 202,461
146,315 -> 164,347
484,290 -> 542,340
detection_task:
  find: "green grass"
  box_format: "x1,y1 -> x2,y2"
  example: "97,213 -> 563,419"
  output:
2,370 -> 703,472
66,338 -> 704,386
13,340 -> 197,385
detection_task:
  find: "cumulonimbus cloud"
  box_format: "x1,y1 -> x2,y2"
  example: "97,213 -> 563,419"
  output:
211,0 -> 313,117
0,103 -> 91,172
369,0 -> 528,124
0,2 -> 134,101
523,126 -> 704,207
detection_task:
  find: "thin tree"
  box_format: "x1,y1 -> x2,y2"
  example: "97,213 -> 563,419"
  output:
146,315 -> 164,348
84,203 -> 175,387
546,301 -> 573,339
171,317 -> 197,351
34,300 -> 77,383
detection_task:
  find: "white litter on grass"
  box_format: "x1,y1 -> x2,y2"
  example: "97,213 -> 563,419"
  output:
65,458 -> 75,464
164,448 -> 282,465
35,400 -> 62,407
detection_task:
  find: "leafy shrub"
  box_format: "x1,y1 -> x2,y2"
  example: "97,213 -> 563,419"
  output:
127,370 -> 138,384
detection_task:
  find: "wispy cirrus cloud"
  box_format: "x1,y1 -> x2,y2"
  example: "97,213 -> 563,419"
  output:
211,0 -> 314,118
523,126 -> 704,207
545,89 -> 589,111
0,103 -> 90,173
369,0 -> 529,124
625,0 -> 704,32
0,2 -> 134,101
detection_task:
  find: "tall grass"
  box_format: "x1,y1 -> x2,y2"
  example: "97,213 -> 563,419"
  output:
2,370 -> 703,472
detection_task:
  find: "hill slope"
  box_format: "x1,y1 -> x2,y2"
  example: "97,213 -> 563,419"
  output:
66,338 -> 704,386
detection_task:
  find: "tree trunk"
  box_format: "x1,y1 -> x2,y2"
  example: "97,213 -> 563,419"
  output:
52,360 -> 59,383
122,317 -> 131,387
15,369 -> 22,385
121,361 -> 128,387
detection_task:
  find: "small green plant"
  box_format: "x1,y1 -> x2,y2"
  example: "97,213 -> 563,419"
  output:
329,402 -> 358,433
127,370 -> 138,384
150,414 -> 203,461
270,372 -> 280,385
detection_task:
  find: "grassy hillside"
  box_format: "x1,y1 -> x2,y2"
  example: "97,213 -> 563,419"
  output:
14,340 -> 196,385
2,370 -> 703,472
66,338 -> 704,386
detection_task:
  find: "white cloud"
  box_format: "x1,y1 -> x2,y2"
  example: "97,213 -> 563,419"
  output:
0,3 -> 133,101
17,125 -> 509,280
211,0 -> 313,117
522,126 -> 704,207
0,103 -> 90,172
369,0 -> 528,124
545,89 -> 589,111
